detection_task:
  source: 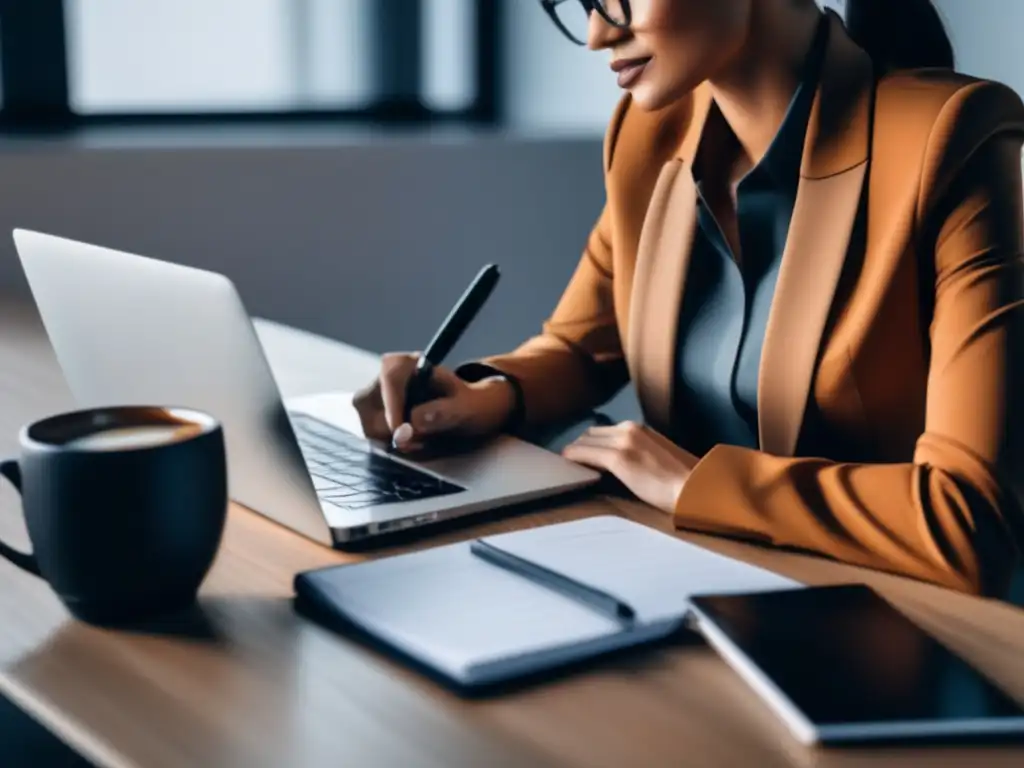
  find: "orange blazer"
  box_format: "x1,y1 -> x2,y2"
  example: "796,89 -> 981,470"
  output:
482,14 -> 1024,595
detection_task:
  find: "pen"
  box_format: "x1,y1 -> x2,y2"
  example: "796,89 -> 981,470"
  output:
469,538 -> 636,624
401,263 -> 501,426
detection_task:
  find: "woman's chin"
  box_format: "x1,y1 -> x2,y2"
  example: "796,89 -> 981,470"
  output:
627,87 -> 668,111
625,80 -> 688,112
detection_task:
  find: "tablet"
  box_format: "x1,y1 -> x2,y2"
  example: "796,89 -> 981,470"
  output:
688,584 -> 1024,745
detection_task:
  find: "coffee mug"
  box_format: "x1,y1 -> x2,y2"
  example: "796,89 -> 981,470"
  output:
0,405 -> 228,625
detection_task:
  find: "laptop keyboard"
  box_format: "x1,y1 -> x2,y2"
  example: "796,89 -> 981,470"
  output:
288,413 -> 463,511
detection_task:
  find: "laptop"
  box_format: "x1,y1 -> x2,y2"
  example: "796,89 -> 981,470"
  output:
12,229 -> 600,547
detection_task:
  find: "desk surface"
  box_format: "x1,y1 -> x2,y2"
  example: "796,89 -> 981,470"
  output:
2,300 -> 1024,768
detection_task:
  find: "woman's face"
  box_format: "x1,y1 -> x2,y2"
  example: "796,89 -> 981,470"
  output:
589,0 -> 753,110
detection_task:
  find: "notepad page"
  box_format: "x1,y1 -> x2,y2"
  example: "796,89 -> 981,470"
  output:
482,516 -> 801,623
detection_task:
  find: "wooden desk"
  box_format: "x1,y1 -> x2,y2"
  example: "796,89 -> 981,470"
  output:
2,299 -> 1024,768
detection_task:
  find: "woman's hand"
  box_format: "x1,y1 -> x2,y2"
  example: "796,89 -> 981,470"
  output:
562,421 -> 699,513
352,352 -> 515,452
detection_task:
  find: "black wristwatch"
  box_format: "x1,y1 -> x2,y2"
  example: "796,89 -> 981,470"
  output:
455,362 -> 526,435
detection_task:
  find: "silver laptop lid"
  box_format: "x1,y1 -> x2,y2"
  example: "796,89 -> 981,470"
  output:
13,229 -> 334,546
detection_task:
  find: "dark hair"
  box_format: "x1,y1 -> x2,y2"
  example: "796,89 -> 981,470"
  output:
844,0 -> 955,71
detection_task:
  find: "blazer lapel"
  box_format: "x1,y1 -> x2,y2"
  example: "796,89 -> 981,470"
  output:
627,160 -> 697,434
758,13 -> 874,456
627,88 -> 713,434
757,167 -> 866,455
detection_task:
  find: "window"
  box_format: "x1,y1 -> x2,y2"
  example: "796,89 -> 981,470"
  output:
67,0 -> 372,112
0,0 -> 499,128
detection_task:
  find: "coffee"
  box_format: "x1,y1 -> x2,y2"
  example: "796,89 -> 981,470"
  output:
0,404 -> 228,625
64,423 -> 202,451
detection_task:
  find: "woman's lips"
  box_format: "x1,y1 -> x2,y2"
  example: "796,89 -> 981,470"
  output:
611,57 -> 651,89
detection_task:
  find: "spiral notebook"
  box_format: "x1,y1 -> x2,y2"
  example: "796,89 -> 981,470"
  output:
293,516 -> 802,689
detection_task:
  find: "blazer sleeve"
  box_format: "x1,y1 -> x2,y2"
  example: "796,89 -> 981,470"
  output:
467,98 -> 634,429
674,84 -> 1024,596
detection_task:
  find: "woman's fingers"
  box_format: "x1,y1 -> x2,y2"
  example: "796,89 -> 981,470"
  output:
378,352 -> 419,433
352,379 -> 391,440
561,441 -> 620,472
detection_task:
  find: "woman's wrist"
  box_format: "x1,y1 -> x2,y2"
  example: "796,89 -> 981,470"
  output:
467,376 -> 519,434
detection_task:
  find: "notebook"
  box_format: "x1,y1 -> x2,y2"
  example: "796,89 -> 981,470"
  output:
293,515 -> 802,689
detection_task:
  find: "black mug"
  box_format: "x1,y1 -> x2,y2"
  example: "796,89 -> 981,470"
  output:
0,405 -> 228,625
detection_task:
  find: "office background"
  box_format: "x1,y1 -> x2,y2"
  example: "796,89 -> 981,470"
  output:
0,1 -> 1020,764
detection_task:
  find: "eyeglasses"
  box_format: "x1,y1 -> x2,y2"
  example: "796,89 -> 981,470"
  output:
540,0 -> 632,46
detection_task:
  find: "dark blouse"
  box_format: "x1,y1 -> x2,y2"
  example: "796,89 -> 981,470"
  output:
673,16 -> 829,453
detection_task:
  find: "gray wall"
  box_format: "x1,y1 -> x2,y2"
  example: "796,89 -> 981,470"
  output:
0,133 -> 604,365
934,0 -> 1024,95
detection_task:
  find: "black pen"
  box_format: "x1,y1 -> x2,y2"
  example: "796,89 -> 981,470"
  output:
469,538 -> 636,624
400,264 -> 501,426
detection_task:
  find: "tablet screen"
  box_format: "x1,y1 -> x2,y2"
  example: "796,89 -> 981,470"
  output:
690,585 -> 1024,743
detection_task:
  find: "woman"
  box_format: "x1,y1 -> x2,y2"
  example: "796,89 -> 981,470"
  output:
354,0 -> 1024,596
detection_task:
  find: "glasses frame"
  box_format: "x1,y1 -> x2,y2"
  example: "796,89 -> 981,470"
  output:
540,0 -> 632,46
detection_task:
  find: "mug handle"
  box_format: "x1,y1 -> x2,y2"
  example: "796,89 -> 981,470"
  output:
0,459 -> 40,575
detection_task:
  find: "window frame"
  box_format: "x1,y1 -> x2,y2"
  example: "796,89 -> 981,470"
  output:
0,0 -> 503,131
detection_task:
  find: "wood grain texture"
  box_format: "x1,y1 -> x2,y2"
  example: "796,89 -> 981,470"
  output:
1,298 -> 1024,768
